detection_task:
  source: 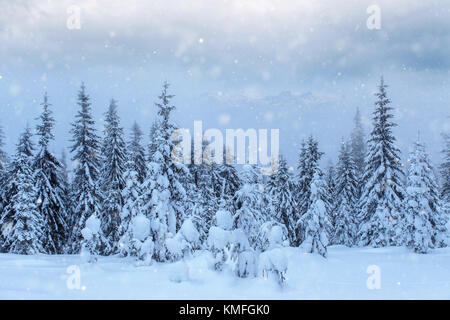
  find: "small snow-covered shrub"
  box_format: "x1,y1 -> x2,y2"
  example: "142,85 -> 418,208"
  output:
236,250 -> 257,278
258,248 -> 288,286
257,224 -> 288,286
256,221 -> 289,251
230,229 -> 256,278
165,218 -> 200,262
120,214 -> 154,265
81,215 -> 102,263
207,226 -> 232,271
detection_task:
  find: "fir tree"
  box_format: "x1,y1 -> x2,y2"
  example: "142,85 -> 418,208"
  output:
234,164 -> 265,247
411,137 -> 448,248
267,156 -> 297,245
141,82 -> 189,262
118,158 -> 145,257
128,121 -> 147,184
358,77 -> 405,247
59,150 -> 71,249
99,99 -> 127,254
324,161 -> 337,238
351,107 -> 367,196
187,140 -> 222,243
441,133 -> 450,202
0,124 -> 34,251
0,122 -> 8,222
296,136 -> 324,245
219,146 -> 241,204
404,139 -> 437,253
34,93 -> 68,253
2,128 -> 45,254
69,83 -> 104,254
333,141 -> 358,246
298,170 -> 330,257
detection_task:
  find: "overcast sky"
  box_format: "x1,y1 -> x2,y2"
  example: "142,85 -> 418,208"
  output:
0,0 -> 449,167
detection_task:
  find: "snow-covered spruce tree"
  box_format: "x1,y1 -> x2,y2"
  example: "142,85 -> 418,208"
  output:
411,138 -> 448,248
99,99 -> 127,254
358,77 -> 405,247
233,164 -> 265,247
69,83 -> 105,254
333,140 -> 359,246
441,133 -> 450,202
296,136 -> 324,245
404,139 -> 436,253
351,107 -> 367,197
208,208 -> 234,271
324,161 -> 337,238
2,128 -> 45,254
0,124 -> 34,252
0,123 -> 8,221
34,93 -> 68,254
188,143 -> 222,244
141,82 -> 188,262
59,150 -> 71,250
147,120 -> 159,162
298,170 -> 330,257
119,165 -> 154,265
266,156 -> 297,245
219,146 -> 241,205
118,158 -> 147,258
128,121 -> 147,184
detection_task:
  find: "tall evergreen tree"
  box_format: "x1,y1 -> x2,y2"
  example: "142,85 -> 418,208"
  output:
234,164 -> 265,247
0,122 -> 8,220
69,84 -> 104,254
298,170 -> 330,257
128,121 -> 147,184
1,127 -> 45,254
358,77 -> 405,247
267,156 -> 297,245
1,124 -> 34,251
99,99 -> 127,254
324,161 -> 337,238
141,82 -> 189,261
404,139 -> 437,253
296,136 -> 323,245
441,133 -> 450,202
59,150 -> 71,249
351,107 -> 367,196
34,93 -> 68,253
118,158 -> 145,257
187,139 -> 222,242
333,141 -> 359,246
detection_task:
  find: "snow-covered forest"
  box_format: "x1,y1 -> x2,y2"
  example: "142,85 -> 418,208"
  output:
0,76 -> 449,291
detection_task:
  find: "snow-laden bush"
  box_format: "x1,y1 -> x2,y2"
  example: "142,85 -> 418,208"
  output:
207,225 -> 232,271
231,228 -> 256,278
165,218 -> 200,262
257,224 -> 288,286
259,248 -> 288,286
119,214 -> 154,265
256,221 -> 289,251
81,215 -> 101,263
208,211 -> 257,278
130,214 -> 154,264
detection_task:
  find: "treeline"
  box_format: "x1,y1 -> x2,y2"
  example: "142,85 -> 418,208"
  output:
0,78 -> 449,270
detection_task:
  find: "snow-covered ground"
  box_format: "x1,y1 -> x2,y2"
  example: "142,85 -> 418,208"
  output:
1,246 -> 449,299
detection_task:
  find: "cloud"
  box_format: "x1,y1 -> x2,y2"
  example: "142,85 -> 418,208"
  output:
1,0 -> 449,80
